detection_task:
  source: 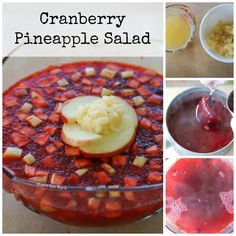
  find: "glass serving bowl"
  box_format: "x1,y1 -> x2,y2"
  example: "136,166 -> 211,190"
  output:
2,55 -> 163,227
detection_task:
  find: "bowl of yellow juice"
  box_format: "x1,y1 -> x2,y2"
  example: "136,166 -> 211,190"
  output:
166,4 -> 196,52
199,4 -> 234,63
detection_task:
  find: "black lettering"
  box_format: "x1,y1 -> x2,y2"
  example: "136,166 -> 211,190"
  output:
116,16 -> 126,28
142,32 -> 151,44
78,12 -> 87,24
40,12 -> 48,24
97,15 -> 106,24
88,15 -> 96,24
104,32 -> 113,44
59,15 -> 67,24
107,16 -> 116,24
15,32 -> 23,44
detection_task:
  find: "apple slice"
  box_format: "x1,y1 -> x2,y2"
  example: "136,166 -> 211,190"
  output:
79,96 -> 138,158
61,96 -> 100,124
61,124 -> 102,147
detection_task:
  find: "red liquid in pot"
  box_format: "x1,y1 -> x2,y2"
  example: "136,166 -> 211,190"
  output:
166,158 -> 234,233
167,95 -> 233,153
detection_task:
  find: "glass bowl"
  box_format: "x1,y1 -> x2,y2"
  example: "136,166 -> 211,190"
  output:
166,4 -> 196,53
3,55 -> 163,227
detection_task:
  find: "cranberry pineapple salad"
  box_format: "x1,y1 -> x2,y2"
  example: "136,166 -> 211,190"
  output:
3,61 -> 163,188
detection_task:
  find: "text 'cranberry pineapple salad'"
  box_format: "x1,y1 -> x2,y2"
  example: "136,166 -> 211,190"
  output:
3,61 -> 163,187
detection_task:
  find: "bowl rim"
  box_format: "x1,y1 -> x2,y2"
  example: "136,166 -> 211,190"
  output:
3,166 -> 163,191
199,3 -> 234,63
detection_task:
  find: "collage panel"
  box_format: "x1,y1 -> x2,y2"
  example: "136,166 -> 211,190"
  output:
165,157 -> 234,233
166,2 -> 234,78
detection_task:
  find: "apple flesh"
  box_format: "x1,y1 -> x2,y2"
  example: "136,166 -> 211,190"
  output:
61,96 -> 100,124
61,124 -> 102,147
61,95 -> 138,158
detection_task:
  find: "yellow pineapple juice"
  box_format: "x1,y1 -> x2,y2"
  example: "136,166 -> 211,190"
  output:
166,15 -> 191,50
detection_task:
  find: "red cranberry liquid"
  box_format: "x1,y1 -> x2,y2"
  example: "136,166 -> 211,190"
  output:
167,94 -> 233,153
166,158 -> 234,233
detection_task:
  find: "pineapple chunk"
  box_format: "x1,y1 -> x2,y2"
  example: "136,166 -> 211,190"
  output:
3,147 -> 22,159
29,176 -> 48,183
100,68 -> 117,79
26,115 -> 43,127
133,156 -> 147,167
70,72 -> 81,82
85,67 -> 96,77
23,153 -> 36,165
57,79 -> 69,86
121,70 -> 134,79
132,96 -> 145,106
20,102 -> 33,113
109,185 -> 121,198
75,168 -> 89,176
101,88 -> 114,96
101,163 -> 116,175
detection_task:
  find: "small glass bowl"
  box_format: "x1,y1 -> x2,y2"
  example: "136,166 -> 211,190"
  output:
166,4 -> 196,53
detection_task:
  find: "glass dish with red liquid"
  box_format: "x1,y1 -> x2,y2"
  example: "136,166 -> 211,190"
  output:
166,158 -> 234,233
166,87 -> 233,155
3,58 -> 163,226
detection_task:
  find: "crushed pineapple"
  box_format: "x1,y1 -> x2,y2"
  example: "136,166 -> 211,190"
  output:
206,21 -> 233,58
76,96 -> 123,135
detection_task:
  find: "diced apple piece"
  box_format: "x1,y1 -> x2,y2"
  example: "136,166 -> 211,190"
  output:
104,201 -> 122,212
100,68 -> 116,79
121,89 -> 134,97
57,79 -> 69,86
65,145 -> 80,156
34,133 -> 50,146
95,171 -> 111,184
26,115 -> 43,127
11,132 -> 30,147
146,145 -> 159,156
62,124 -> 102,147
132,156 -> 147,167
24,165 -> 36,177
88,197 -> 101,211
45,144 -> 57,154
50,173 -> 65,185
101,163 -> 116,175
133,96 -> 145,106
3,147 -> 22,159
80,96 -> 138,158
74,159 -> 92,168
15,112 -> 28,121
148,94 -> 163,105
4,96 -> 17,107
31,91 -> 48,108
127,79 -> 139,88
70,72 -> 81,82
81,78 -> 92,86
135,107 -> 147,116
112,155 -> 128,166
121,70 -> 134,79
101,88 -> 114,96
14,88 -> 27,97
147,172 -> 162,183
20,102 -> 33,113
137,87 -> 151,97
139,118 -> 152,129
124,191 -> 135,201
23,153 -> 36,165
61,96 -> 100,124
75,168 -> 89,176
124,176 -> 138,187
85,67 -> 96,76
